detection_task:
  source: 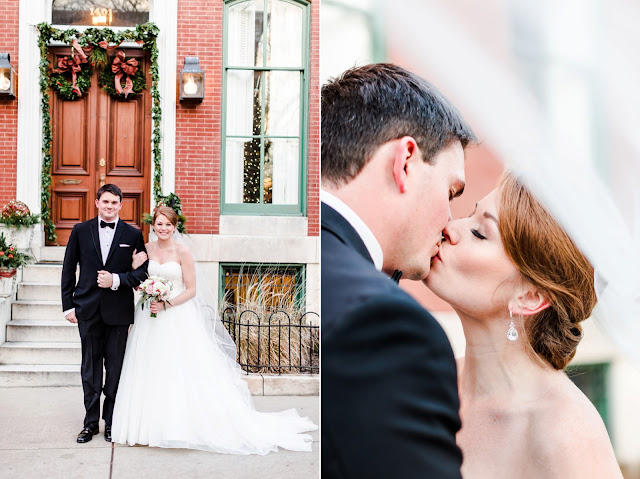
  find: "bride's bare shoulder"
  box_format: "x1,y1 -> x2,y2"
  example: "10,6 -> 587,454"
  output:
530,376 -> 621,477
175,243 -> 193,262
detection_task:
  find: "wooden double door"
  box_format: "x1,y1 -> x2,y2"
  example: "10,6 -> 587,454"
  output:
48,46 -> 152,246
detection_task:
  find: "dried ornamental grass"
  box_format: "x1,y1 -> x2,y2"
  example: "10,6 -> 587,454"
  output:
219,266 -> 319,374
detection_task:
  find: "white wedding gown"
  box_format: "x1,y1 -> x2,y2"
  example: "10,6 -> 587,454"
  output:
111,260 -> 317,454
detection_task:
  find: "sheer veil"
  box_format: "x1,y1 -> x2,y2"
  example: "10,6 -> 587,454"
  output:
381,0 -> 640,366
172,232 -> 253,402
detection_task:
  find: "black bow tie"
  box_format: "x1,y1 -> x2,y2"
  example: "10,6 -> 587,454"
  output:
100,220 -> 115,229
391,269 -> 403,283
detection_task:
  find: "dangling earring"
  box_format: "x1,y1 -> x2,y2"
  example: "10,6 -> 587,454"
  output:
507,309 -> 518,342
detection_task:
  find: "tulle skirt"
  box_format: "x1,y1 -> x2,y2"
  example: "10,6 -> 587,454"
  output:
111,298 -> 317,454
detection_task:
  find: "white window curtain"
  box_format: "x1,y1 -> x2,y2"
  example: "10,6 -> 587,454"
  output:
226,3 -> 256,203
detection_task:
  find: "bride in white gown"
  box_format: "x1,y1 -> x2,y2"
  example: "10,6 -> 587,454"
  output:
111,207 -> 317,454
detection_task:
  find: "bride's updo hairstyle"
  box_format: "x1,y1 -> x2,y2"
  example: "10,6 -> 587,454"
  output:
498,173 -> 597,370
152,206 -> 178,227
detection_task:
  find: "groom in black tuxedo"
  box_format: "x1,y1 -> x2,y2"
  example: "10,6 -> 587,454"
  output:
321,64 -> 476,478
61,184 -> 148,443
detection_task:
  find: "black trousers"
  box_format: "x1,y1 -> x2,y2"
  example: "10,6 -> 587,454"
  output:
77,310 -> 129,428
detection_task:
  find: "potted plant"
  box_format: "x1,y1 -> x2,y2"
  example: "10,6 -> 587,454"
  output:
0,200 -> 40,250
0,232 -> 33,297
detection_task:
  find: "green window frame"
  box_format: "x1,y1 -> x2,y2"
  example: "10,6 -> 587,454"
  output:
219,263 -> 306,312
221,0 -> 310,215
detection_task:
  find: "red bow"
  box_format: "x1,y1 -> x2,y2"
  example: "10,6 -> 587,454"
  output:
111,50 -> 139,98
51,39 -> 89,97
52,55 -> 85,96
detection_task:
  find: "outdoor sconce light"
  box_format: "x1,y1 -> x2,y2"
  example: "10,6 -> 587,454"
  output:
0,53 -> 17,99
179,57 -> 204,103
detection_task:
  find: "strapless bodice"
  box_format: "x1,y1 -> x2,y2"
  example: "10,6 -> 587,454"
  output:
148,260 -> 185,297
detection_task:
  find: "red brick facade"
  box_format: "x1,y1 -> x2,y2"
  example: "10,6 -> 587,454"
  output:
0,0 -> 19,206
307,0 -> 320,236
175,0 -> 223,234
175,0 -> 320,236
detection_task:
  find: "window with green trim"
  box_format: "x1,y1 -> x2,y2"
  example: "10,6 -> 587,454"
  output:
566,362 -> 610,432
220,263 -> 306,312
222,0 -> 310,215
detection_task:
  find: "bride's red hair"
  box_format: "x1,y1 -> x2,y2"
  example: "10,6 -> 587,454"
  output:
152,206 -> 178,227
498,173 -> 596,370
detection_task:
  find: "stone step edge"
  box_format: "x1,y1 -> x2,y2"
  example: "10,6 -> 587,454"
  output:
0,341 -> 81,349
8,319 -> 77,327
0,367 -> 319,395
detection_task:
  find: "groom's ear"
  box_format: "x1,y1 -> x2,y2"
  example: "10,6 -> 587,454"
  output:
392,136 -> 418,194
510,289 -> 551,317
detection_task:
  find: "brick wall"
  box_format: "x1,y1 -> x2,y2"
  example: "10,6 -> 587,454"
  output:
307,0 -> 320,236
175,0 -> 223,234
175,0 -> 320,236
0,0 -> 19,206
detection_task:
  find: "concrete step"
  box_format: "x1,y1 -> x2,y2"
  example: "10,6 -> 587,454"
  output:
0,364 -> 80,387
17,282 -> 60,301
12,300 -> 63,321
0,341 -> 81,365
38,246 -> 66,263
22,264 -> 63,283
6,320 -> 79,342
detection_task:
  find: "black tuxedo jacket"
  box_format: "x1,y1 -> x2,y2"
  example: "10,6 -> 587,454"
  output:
321,203 -> 463,479
61,217 -> 148,325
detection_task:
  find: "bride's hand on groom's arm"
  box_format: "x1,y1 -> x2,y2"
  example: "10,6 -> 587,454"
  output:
131,249 -> 148,270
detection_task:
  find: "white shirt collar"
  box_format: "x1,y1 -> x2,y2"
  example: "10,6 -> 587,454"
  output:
322,189 -> 383,271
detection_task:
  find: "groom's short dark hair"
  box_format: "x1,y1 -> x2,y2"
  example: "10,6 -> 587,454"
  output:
321,63 -> 476,186
97,184 -> 123,202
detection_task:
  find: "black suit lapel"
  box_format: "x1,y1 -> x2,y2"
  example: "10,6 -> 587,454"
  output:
89,217 -> 103,263
321,202 -> 374,265
104,220 -> 125,265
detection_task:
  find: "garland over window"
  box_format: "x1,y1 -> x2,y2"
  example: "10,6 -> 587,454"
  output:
36,22 -> 162,242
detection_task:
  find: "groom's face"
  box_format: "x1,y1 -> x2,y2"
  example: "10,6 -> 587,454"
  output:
95,192 -> 123,223
390,142 -> 465,280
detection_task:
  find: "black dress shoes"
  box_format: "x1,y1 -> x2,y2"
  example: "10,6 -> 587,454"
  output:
104,425 -> 112,442
77,424 -> 99,443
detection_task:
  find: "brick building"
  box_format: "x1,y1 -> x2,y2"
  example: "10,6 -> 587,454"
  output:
0,0 -> 320,389
0,0 -> 320,312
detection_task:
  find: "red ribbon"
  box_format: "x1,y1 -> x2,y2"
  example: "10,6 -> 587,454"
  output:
52,54 -> 87,96
51,39 -> 90,97
111,50 -> 139,98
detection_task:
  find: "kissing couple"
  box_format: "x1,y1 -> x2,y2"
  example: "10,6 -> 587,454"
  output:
321,64 -> 622,478
61,183 -> 317,454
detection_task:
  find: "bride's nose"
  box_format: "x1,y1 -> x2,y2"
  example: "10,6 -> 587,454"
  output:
442,220 -> 460,245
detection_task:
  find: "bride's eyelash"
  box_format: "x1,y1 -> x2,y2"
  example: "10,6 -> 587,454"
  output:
471,229 -> 486,240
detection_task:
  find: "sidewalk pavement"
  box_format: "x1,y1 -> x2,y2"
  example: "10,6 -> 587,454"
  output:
0,387 -> 319,479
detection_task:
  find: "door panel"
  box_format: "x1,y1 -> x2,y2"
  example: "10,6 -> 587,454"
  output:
49,46 -> 152,245
54,95 -> 91,174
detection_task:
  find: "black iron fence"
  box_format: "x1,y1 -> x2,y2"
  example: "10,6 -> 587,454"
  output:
221,307 -> 319,375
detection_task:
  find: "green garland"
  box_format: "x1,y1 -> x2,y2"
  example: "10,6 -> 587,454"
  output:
51,61 -> 92,100
36,22 -> 162,243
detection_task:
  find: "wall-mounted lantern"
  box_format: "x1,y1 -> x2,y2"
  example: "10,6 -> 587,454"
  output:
179,57 -> 204,103
0,53 -> 17,100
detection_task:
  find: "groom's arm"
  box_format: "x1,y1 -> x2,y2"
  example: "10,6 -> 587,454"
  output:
114,230 -> 148,288
61,224 -> 80,312
322,296 -> 463,479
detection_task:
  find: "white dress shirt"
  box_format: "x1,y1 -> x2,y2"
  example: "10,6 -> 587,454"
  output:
321,189 -> 384,271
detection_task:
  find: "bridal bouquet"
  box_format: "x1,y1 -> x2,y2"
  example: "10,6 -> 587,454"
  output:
136,276 -> 173,318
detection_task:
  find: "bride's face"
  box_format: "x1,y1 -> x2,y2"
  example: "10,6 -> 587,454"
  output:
425,189 -> 521,318
153,214 -> 176,240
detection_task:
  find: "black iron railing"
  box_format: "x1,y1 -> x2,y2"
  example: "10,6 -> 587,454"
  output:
221,307 -> 319,375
